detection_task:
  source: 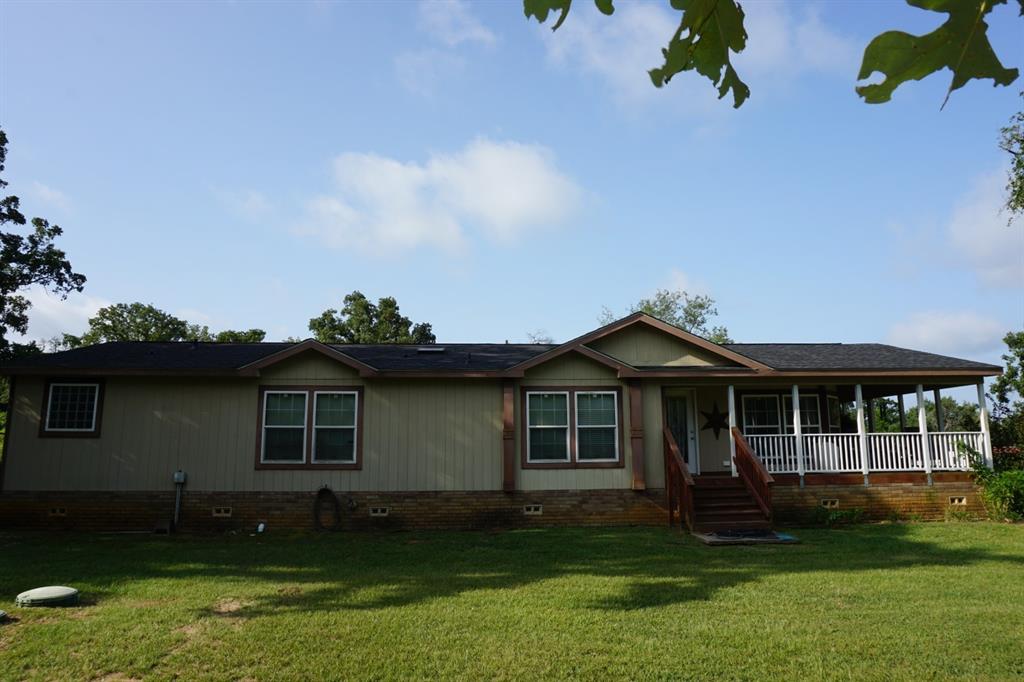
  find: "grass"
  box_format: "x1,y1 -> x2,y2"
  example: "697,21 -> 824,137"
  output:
1,524 -> 1023,680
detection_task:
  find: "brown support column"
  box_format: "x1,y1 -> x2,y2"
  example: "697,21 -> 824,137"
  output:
502,380 -> 516,493
628,380 -> 645,491
933,389 -> 944,431
867,398 -> 876,433
897,394 -> 907,432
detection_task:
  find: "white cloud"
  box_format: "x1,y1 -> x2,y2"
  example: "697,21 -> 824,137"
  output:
29,182 -> 71,211
540,2 -> 857,108
16,287 -> 109,341
297,138 -> 582,254
888,311 -> 1005,357
947,169 -> 1024,288
418,0 -> 496,47
394,49 -> 465,97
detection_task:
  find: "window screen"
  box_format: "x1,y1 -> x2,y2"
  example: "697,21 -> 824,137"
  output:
45,383 -> 99,431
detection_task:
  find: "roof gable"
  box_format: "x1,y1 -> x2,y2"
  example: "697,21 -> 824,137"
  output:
238,339 -> 377,376
507,313 -> 771,376
588,322 -> 742,368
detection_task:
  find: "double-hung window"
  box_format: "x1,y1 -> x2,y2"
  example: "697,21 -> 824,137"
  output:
525,388 -> 621,466
575,392 -> 618,462
258,387 -> 361,468
526,392 -> 570,463
312,391 -> 358,463
261,391 -> 307,462
42,381 -> 103,435
741,395 -> 781,435
783,395 -> 821,434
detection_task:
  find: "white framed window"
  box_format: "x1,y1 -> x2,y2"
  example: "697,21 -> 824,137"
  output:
312,391 -> 358,463
783,395 -> 821,434
44,382 -> 101,433
261,391 -> 307,463
526,391 -> 570,463
575,391 -> 619,462
742,395 -> 781,435
827,395 -> 842,432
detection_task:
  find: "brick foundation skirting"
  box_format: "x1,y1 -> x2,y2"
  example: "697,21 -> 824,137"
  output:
0,489 -> 668,532
771,474 -> 983,523
0,474 -> 984,532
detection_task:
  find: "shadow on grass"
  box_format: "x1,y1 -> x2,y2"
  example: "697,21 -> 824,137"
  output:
1,524 -> 1021,617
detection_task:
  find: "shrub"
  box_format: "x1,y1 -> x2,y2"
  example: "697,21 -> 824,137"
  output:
993,446 -> 1024,472
814,507 -> 864,527
962,443 -> 1024,521
944,507 -> 976,522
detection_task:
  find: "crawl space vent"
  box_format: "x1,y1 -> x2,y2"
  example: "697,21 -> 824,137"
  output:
524,504 -> 543,516
820,499 -> 839,509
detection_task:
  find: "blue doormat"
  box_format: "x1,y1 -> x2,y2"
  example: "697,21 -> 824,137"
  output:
693,529 -> 799,545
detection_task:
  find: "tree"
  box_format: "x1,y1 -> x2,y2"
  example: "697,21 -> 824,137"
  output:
309,291 -> 435,344
990,331 -> 1024,447
64,302 -> 266,346
599,288 -> 732,343
906,397 -> 980,432
525,0 -> 1019,109
212,329 -> 266,343
526,329 -> 555,344
0,128 -> 86,360
1001,93 -> 1024,222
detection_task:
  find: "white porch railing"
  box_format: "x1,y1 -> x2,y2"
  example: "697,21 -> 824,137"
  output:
746,435 -> 799,473
929,432 -> 984,470
745,432 -> 982,474
803,434 -> 861,473
868,433 -> 924,471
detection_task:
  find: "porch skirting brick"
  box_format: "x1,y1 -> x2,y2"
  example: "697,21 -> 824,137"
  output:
771,474 -> 983,523
0,489 -> 667,532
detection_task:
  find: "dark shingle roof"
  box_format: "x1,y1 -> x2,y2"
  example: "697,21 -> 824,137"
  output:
339,344 -> 556,371
0,340 -> 999,374
0,341 -> 556,373
724,343 -> 1000,372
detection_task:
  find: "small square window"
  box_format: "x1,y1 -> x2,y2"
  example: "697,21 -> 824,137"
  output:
44,382 -> 101,433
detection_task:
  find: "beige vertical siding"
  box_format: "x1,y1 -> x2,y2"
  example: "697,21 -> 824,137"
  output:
4,353 -> 503,492
589,325 -> 732,367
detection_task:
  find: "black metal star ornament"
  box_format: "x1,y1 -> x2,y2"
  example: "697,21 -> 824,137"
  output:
700,402 -> 729,440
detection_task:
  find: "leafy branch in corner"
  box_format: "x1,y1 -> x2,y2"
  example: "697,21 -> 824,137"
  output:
525,0 -> 1020,109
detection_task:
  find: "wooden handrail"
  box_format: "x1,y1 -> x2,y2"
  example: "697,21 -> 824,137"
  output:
663,426 -> 695,530
732,427 -> 774,520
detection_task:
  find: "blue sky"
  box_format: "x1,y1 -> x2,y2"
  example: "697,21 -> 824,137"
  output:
2,0 -> 1022,369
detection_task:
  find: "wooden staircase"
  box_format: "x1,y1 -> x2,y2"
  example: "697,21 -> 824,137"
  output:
663,427 -> 775,534
692,476 -> 771,532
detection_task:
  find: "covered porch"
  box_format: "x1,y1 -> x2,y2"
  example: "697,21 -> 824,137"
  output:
727,380 -> 993,483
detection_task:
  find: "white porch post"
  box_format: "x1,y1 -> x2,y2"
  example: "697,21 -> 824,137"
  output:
917,384 -> 933,485
978,381 -> 993,469
727,385 -> 737,477
792,384 -> 805,486
855,384 -> 869,486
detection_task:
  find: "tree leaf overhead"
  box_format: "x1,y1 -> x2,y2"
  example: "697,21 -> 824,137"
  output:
856,0 -> 1020,106
526,0 -> 751,108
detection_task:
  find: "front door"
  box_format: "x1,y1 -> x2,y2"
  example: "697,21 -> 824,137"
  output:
664,395 -> 697,472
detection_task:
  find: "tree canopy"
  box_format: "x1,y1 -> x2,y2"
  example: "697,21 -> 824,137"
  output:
599,288 -> 732,343
309,291 -> 436,344
64,302 -> 266,346
1001,94 -> 1024,222
0,128 -> 86,360
525,0 -> 1020,109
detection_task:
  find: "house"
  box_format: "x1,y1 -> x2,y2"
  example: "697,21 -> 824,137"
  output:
0,313 -> 1000,531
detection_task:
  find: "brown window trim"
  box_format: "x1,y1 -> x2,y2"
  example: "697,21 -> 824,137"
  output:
520,385 -> 625,470
254,385 -> 363,471
38,378 -> 105,438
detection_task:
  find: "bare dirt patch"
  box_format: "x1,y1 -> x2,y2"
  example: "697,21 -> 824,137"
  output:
212,598 -> 244,615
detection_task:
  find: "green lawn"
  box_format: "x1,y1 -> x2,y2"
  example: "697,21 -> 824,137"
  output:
1,524 -> 1023,680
